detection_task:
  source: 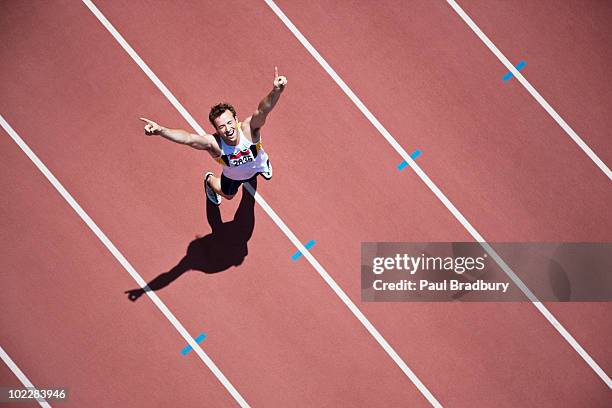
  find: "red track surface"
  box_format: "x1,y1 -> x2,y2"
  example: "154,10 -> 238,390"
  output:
1,1 -> 610,407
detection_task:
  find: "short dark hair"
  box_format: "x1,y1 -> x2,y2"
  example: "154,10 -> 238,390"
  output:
209,102 -> 237,126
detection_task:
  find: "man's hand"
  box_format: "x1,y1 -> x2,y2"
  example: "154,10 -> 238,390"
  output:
273,66 -> 287,91
140,117 -> 163,136
249,67 -> 287,131
138,119 -> 208,148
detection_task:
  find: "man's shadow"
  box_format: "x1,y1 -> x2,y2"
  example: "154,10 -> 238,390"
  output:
125,178 -> 257,301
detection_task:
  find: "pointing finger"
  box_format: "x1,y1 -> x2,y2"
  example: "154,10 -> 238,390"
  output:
139,117 -> 153,124
274,66 -> 278,78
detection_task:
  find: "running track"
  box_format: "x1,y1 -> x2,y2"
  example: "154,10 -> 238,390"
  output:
1,1 -> 610,406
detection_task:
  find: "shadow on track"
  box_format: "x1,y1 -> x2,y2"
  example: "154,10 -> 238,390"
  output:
124,178 -> 257,301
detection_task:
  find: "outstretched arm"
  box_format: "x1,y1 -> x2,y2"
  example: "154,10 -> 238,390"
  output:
249,66 -> 287,130
139,118 -> 212,150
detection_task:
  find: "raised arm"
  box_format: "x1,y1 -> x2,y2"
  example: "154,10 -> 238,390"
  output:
139,117 -> 212,150
249,66 -> 287,130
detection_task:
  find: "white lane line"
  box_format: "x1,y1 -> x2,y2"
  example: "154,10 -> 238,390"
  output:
446,0 -> 611,181
0,345 -> 52,407
263,0 -> 612,389
0,114 -> 250,408
244,184 -> 442,406
81,0 -> 442,405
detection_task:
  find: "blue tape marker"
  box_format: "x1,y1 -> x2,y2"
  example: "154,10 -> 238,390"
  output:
503,60 -> 526,81
181,332 -> 206,355
292,240 -> 316,261
398,150 -> 422,171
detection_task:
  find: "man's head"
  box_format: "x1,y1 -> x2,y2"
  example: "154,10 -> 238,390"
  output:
209,103 -> 239,143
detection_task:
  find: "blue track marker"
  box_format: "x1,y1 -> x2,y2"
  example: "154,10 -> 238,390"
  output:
292,240 -> 316,261
503,60 -> 526,81
181,332 -> 206,355
398,150 -> 422,171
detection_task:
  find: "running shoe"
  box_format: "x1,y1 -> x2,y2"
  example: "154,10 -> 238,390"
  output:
204,172 -> 221,205
261,159 -> 273,180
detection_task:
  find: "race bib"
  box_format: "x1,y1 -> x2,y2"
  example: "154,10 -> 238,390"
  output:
228,147 -> 256,167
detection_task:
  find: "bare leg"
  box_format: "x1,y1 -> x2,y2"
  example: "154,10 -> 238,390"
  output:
206,173 -> 236,199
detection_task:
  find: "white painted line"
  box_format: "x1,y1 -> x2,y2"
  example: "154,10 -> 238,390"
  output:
0,345 -> 52,408
445,0 -> 611,181
0,114 -> 250,408
81,0 -> 205,136
263,0 -> 612,389
80,0 -> 442,405
244,184 -> 442,406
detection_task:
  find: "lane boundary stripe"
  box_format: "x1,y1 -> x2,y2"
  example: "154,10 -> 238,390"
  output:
0,345 -> 51,408
446,0 -> 611,180
0,113 -> 250,408
80,0 -> 442,406
263,0 -> 612,389
243,183 -> 444,408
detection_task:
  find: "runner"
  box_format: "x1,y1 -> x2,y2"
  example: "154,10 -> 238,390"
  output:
140,67 -> 287,204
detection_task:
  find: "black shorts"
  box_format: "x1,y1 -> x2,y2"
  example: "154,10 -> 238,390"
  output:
220,172 -> 258,196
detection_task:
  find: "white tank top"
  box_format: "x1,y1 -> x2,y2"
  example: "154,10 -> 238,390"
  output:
217,124 -> 269,181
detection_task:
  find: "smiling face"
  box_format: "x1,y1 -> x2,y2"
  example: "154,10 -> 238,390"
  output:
213,110 -> 239,145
